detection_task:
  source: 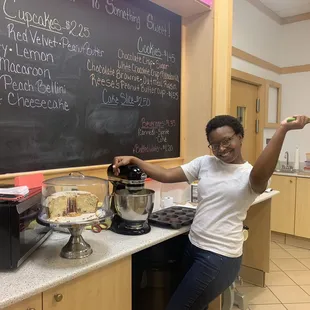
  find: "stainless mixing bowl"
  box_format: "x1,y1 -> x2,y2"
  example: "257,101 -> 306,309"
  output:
114,189 -> 155,228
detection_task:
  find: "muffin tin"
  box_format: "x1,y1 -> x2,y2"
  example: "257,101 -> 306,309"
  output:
149,206 -> 196,229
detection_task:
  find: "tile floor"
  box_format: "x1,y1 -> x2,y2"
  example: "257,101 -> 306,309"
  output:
233,241 -> 310,310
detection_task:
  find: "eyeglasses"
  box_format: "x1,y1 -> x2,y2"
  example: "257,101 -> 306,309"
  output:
208,134 -> 236,152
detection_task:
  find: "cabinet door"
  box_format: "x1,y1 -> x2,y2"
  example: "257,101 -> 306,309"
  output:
295,178 -> 310,238
4,294 -> 42,310
43,257 -> 131,310
271,175 -> 296,234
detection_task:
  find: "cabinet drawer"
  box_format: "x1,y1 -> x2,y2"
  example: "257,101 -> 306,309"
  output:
4,294 -> 42,310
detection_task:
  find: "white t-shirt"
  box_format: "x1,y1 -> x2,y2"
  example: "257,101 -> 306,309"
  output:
181,155 -> 260,258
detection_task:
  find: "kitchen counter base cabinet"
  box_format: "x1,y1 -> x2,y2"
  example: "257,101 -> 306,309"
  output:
1,192 -> 278,310
271,175 -> 296,235
4,294 -> 42,310
295,177 -> 310,238
240,198 -> 272,287
133,234 -> 188,310
43,257 -> 131,310
271,174 -> 310,240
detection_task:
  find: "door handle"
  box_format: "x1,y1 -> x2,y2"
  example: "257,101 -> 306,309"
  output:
255,119 -> 259,133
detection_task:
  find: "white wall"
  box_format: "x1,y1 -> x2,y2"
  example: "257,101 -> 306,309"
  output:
232,0 -> 310,164
280,20 -> 310,67
280,20 -> 310,163
232,0 -> 282,66
281,72 -> 310,163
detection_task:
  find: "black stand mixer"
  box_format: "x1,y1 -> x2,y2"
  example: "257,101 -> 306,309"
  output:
107,164 -> 154,235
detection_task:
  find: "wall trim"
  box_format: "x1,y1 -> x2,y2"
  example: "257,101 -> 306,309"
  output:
281,64 -> 310,75
246,0 -> 310,25
283,12 -> 310,25
265,80 -> 282,129
232,47 -> 310,75
232,47 -> 281,74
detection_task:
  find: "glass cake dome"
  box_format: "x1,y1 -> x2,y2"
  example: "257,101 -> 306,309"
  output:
40,172 -> 110,222
38,172 -> 113,259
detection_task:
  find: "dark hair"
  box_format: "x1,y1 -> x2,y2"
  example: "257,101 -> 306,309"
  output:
205,115 -> 244,141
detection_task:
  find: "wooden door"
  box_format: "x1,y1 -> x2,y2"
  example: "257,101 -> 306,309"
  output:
270,175 -> 296,235
230,79 -> 258,165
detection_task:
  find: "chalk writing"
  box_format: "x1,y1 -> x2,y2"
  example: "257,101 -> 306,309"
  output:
105,0 -> 140,30
64,20 -> 91,38
101,88 -> 151,107
146,13 -> 171,37
3,0 -> 63,34
7,23 -> 59,48
87,59 -> 115,76
133,143 -> 174,154
15,43 -> 54,63
0,56 -> 51,79
92,0 -> 100,10
60,37 -> 104,57
0,0 -> 180,171
137,36 -> 162,59
7,92 -> 70,111
133,144 -> 161,154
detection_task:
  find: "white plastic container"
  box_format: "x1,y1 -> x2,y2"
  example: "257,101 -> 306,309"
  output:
160,182 -> 190,207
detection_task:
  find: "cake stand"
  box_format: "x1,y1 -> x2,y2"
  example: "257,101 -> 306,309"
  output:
37,209 -> 113,259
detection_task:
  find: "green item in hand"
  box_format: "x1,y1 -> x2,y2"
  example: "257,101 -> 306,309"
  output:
286,117 -> 296,122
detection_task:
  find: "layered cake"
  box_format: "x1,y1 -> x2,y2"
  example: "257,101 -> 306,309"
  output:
45,191 -> 99,219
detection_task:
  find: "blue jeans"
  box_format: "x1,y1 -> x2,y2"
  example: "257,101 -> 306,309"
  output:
166,240 -> 242,310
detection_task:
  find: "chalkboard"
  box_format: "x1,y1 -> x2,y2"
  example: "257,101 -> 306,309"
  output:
0,0 -> 181,174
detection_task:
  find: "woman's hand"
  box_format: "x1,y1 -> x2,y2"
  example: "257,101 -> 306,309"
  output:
280,115 -> 309,132
112,156 -> 187,183
112,156 -> 135,175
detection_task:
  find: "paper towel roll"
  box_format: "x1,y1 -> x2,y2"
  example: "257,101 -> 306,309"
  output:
294,146 -> 300,170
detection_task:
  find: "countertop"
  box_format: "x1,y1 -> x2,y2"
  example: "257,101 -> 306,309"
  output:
0,191 -> 279,309
273,171 -> 310,178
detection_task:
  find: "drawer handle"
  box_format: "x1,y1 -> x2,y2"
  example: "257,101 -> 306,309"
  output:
290,180 -> 293,183
54,294 -> 63,302
27,308 -> 36,310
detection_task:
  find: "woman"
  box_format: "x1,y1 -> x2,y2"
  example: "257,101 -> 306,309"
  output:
113,114 -> 308,310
